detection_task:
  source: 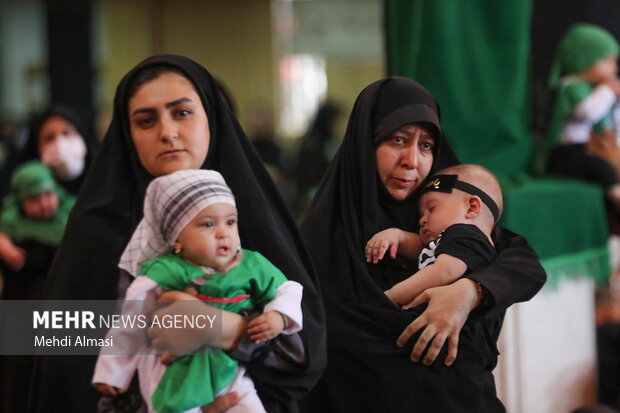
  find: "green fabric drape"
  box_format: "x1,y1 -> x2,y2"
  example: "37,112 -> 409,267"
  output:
387,0 -> 533,175
386,0 -> 611,286
498,176 -> 610,287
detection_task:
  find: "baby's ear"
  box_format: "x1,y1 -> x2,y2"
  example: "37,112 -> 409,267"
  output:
465,196 -> 482,218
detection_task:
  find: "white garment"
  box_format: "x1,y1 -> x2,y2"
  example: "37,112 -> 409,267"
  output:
417,231 -> 443,269
561,79 -> 616,144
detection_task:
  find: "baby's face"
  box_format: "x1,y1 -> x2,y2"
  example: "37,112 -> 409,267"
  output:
418,191 -> 468,244
175,203 -> 240,269
22,191 -> 58,221
580,54 -> 618,84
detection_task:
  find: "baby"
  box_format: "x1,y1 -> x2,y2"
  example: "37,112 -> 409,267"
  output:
93,169 -> 303,413
547,23 -> 620,150
366,164 -> 502,306
0,160 -> 74,272
544,24 -> 620,209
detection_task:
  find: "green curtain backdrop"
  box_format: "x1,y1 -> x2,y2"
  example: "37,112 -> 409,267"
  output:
386,0 -> 610,286
387,0 -> 533,175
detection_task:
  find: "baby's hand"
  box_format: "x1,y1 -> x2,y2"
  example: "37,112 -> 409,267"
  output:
94,382 -> 126,397
159,354 -> 177,365
365,228 -> 402,263
0,234 -> 25,270
247,311 -> 285,343
184,284 -> 199,296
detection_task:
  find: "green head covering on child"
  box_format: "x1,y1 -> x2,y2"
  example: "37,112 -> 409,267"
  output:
0,161 -> 75,245
549,23 -> 619,88
11,161 -> 56,199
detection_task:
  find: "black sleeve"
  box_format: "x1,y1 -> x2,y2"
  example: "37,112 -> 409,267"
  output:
228,309 -> 305,369
435,224 -> 496,272
466,225 -> 547,319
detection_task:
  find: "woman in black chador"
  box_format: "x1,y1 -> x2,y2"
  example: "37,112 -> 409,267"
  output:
19,105 -> 97,196
30,55 -> 325,413
299,77 -> 546,412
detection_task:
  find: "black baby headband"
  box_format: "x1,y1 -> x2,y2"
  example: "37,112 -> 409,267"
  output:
422,174 -> 500,223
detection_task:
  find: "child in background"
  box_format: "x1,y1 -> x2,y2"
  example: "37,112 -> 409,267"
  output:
93,169 -> 303,413
365,164 -> 502,307
0,160 -> 75,291
543,23 -> 620,211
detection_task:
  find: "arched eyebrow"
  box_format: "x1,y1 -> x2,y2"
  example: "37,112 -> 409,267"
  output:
419,131 -> 434,140
165,97 -> 192,109
131,97 -> 193,116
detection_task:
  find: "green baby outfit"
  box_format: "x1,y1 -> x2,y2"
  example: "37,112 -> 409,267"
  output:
141,249 -> 287,413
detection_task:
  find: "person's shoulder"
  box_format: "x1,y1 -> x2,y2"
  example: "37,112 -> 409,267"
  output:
239,249 -> 282,272
141,254 -> 202,289
440,224 -> 493,249
140,253 -> 183,275
491,224 -> 523,249
239,249 -> 270,265
443,223 -> 486,238
438,224 -> 496,267
238,249 -> 287,279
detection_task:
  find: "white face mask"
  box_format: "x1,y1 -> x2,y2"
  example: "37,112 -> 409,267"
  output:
40,134 -> 87,181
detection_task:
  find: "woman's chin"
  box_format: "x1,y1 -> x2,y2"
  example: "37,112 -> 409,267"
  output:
387,187 -> 415,201
149,161 -> 193,177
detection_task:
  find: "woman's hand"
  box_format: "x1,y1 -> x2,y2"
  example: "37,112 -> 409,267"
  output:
201,392 -> 239,413
149,291 -> 246,358
93,382 -> 126,397
396,278 -> 479,366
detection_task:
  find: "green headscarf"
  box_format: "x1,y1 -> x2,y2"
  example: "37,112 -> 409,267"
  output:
11,161 -> 56,199
0,161 -> 75,245
548,23 -> 619,88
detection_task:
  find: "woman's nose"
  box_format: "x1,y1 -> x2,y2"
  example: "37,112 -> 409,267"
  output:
159,117 -> 178,142
400,145 -> 419,169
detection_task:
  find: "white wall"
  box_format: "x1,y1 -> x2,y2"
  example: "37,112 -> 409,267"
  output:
495,277 -> 597,413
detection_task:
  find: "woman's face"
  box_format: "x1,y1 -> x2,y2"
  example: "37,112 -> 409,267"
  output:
129,72 -> 210,177
376,123 -> 435,200
38,116 -> 79,155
